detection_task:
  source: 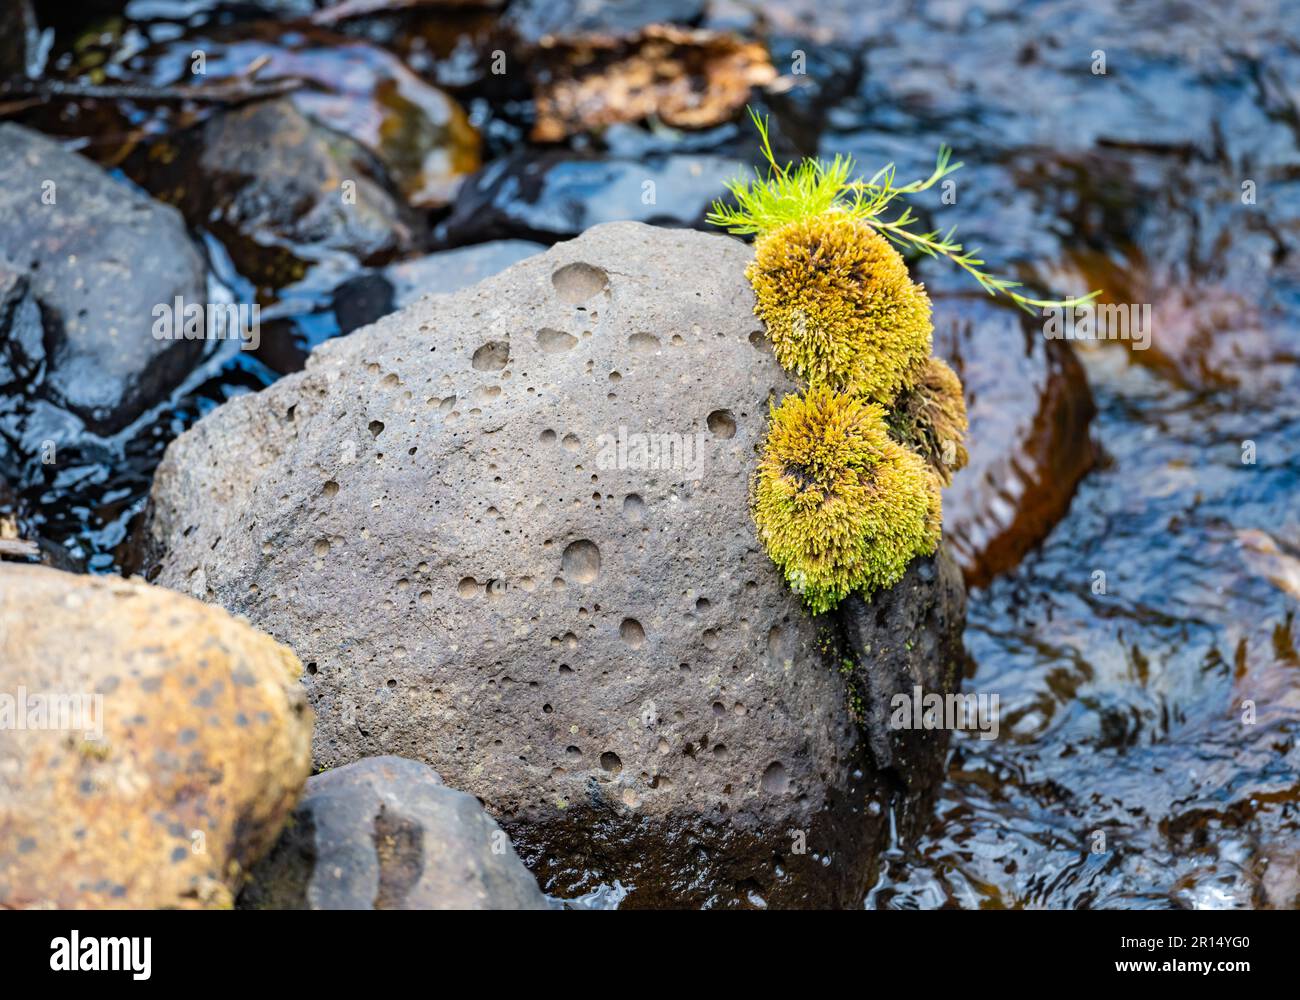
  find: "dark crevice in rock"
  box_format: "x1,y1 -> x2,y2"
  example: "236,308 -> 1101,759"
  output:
371,806 -> 424,909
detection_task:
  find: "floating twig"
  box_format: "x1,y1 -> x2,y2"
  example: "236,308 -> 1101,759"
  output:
0,74 -> 305,108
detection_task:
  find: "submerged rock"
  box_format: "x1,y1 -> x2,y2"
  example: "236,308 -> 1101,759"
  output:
0,124 -> 208,435
333,240 -> 545,335
240,755 -> 549,910
438,151 -> 744,244
136,221 -> 966,908
934,296 -> 1097,587
0,565 -> 313,909
1060,180 -> 1300,397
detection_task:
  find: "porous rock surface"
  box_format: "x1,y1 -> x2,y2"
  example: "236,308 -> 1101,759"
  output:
137,221 -> 966,907
239,755 -> 549,910
0,564 -> 312,909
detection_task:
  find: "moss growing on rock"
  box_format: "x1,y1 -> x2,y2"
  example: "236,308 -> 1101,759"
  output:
711,111 -> 1089,613
753,387 -> 940,613
749,213 -> 933,404
887,356 -> 969,486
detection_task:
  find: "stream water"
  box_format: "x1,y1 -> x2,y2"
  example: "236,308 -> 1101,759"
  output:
4,0 -> 1298,907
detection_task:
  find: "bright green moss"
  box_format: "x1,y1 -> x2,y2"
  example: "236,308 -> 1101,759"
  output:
709,109 -> 1100,313
708,111 -> 1063,614
749,213 -> 933,404
752,387 -> 940,613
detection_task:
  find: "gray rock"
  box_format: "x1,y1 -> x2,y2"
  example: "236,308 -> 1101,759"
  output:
438,150 -> 744,244
137,221 -> 966,908
239,756 -> 549,910
333,240 -> 546,336
127,31 -> 479,210
0,124 -> 208,434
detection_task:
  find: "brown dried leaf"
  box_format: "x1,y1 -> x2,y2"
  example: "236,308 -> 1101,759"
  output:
531,26 -> 776,142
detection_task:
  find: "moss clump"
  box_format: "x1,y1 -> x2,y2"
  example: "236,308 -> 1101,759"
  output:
705,110 -> 1088,613
887,356 -> 969,486
752,387 -> 940,613
749,214 -> 933,404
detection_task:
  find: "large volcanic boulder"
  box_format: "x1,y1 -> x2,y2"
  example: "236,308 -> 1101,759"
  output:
134,221 -> 966,908
0,564 -> 313,909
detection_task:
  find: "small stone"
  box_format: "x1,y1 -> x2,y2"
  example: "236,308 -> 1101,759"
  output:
239,756 -> 548,910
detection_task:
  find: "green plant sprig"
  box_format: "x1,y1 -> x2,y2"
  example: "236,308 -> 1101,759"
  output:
707,109 -> 1100,313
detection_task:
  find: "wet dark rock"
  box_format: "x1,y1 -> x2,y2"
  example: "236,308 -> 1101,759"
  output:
0,124 -> 208,436
136,98 -> 422,293
124,28 -> 480,208
841,549 -> 967,797
0,471 -> 82,572
934,296 -> 1097,588
1054,170 -> 1300,396
333,239 -> 544,335
438,150 -> 744,244
0,260 -> 45,390
345,4 -> 507,94
239,756 -> 549,910
137,221 -> 967,908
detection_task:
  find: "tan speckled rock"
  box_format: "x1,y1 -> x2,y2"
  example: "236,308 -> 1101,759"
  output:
0,564 -> 313,909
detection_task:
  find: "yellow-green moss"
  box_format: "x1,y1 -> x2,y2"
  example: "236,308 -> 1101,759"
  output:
887,356 -> 969,486
748,213 -> 933,404
753,386 -> 941,613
